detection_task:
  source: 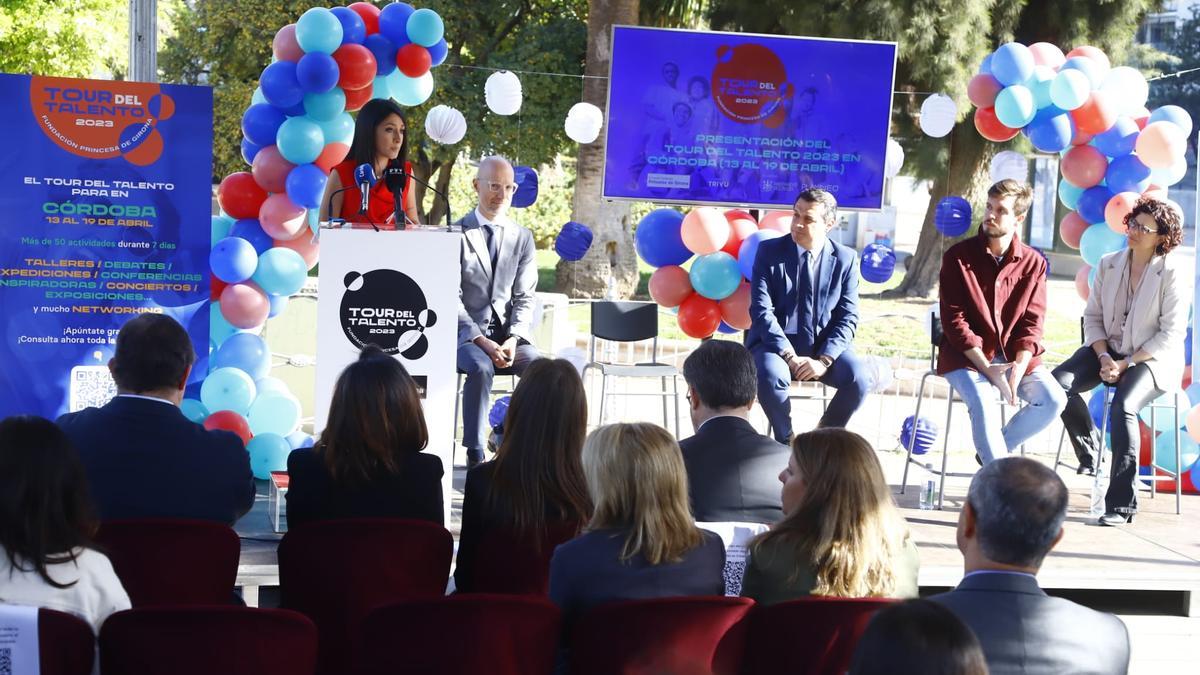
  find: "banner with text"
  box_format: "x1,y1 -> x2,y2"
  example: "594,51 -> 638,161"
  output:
0,73 -> 212,418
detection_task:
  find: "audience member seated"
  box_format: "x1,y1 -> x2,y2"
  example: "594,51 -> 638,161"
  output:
287,345 -> 443,527
549,423 -> 725,629
57,313 -> 254,524
741,428 -> 918,605
930,457 -> 1130,675
455,359 -> 592,593
0,416 -> 130,634
679,340 -> 790,524
848,598 -> 989,675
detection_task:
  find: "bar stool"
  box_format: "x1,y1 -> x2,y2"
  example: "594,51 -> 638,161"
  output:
765,381 -> 831,440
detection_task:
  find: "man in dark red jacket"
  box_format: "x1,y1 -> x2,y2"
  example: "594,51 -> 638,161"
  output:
938,179 -> 1066,464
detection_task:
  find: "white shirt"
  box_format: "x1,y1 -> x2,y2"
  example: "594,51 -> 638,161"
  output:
694,413 -> 749,433
474,207 -> 514,233
0,545 -> 130,635
117,393 -> 175,406
784,240 -> 826,334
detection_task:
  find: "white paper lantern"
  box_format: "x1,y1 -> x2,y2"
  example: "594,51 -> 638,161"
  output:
485,70 -> 523,116
919,94 -> 958,138
884,138 -> 904,178
565,102 -> 604,144
424,105 -> 467,145
990,150 -> 1028,184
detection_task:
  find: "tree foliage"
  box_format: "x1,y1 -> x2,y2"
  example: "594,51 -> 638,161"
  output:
1147,4 -> 1200,174
0,0 -> 128,78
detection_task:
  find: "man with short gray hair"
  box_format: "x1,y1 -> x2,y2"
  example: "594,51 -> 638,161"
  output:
931,457 -> 1130,675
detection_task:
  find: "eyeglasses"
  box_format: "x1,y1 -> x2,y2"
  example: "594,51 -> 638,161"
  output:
1127,222 -> 1161,235
485,181 -> 518,195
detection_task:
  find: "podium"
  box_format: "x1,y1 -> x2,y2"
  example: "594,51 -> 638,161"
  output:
314,225 -> 459,524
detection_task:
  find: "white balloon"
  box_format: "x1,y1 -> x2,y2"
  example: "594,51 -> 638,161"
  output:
990,150 -> 1028,184
565,102 -> 604,143
424,104 -> 467,144
884,138 -> 904,178
1100,66 -> 1149,116
919,94 -> 957,138
485,70 -> 523,116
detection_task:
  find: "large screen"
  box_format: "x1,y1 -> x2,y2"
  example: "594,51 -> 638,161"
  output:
603,26 -> 897,210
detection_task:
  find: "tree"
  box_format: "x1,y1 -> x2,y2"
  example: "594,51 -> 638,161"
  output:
1147,4 -> 1200,184
707,0 -> 1157,298
0,0 -> 127,78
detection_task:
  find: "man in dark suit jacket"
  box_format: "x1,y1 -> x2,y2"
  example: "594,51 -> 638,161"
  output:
747,188 -> 869,443
931,457 -> 1130,675
57,313 -> 255,525
679,340 -> 789,524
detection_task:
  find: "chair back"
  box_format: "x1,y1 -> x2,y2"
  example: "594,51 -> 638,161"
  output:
742,596 -> 894,675
37,608 -> 94,675
94,519 -> 240,607
569,596 -> 753,675
359,594 -> 560,675
590,301 -> 660,362
277,518 -> 453,675
465,520 -> 582,594
928,309 -> 943,370
99,606 -> 317,675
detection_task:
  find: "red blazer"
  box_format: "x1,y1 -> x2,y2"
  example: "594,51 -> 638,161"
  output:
937,233 -> 1047,375
332,159 -> 412,227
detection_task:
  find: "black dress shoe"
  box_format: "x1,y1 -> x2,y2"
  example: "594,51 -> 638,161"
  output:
466,457 -> 482,470
1076,463 -> 1095,476
974,453 -> 983,467
1097,511 -> 1134,526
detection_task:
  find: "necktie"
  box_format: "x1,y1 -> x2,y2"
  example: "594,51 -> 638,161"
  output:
796,250 -> 814,347
482,223 -> 498,265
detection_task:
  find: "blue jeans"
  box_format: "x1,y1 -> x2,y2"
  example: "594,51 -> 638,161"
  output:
943,364 -> 1067,463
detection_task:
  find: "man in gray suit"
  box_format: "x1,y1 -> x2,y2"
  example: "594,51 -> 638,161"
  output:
931,457 -> 1130,675
455,156 -> 540,467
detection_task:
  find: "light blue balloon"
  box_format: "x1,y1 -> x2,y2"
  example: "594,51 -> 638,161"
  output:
1026,65 -> 1056,109
181,398 -> 209,424
255,376 -> 290,397
1079,224 -> 1126,266
689,251 -> 742,300
371,75 -> 392,101
387,71 -> 433,106
275,116 -> 325,164
1058,179 -> 1085,210
303,88 -> 346,122
1060,56 -> 1104,88
406,8 -> 445,47
1149,105 -> 1194,136
211,214 -> 235,246
247,433 -> 291,479
200,366 -> 257,415
990,42 -> 1035,87
295,7 -> 343,55
318,112 -> 354,147
1140,390 -> 1190,432
1049,69 -> 1091,111
210,302 -> 244,346
1150,159 -> 1188,187
251,87 -> 266,106
1186,382 -> 1200,407
253,248 -> 308,297
1152,430 -> 1200,474
995,85 -> 1036,129
286,430 -> 314,450
268,294 -> 289,318
210,236 -> 259,284
212,333 -> 272,381
248,392 -> 303,436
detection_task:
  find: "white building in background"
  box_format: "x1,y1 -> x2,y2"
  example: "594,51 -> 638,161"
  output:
1137,1 -> 1190,50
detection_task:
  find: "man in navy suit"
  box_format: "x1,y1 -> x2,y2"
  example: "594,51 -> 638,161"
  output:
747,188 -> 868,443
57,313 -> 255,525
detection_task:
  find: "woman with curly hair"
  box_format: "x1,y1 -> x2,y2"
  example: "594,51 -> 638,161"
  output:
1052,197 -> 1189,526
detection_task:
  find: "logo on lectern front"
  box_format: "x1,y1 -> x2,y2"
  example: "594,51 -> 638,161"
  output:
339,269 -> 437,360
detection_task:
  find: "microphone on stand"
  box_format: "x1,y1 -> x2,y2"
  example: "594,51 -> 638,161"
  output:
398,167 -> 454,231
353,163 -> 377,216
382,165 -> 409,231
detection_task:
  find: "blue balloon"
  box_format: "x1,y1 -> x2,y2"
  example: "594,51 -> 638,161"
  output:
1088,385 -> 1112,432
285,163 -> 327,209
512,166 -> 539,208
406,8 -> 444,47
248,393 -> 302,436
247,433 -> 290,479
210,236 -> 259,284
1149,105 -> 1194,136
427,38 -> 448,67
1185,382 -> 1200,407
286,430 -> 314,450
1105,154 -> 1152,194
268,293 -> 289,319
860,243 -> 896,284
253,248 -> 308,297
329,6 -> 366,45
994,85 -> 1036,128
1077,186 -> 1114,225
275,116 -> 325,165
1059,178 -> 1085,210
318,112 -> 354,147
241,138 -> 263,166
1079,223 -> 1126,266
1186,325 -> 1193,367
296,52 -> 339,94
260,61 -> 304,108
302,88 -> 346,122
212,333 -> 272,381
241,103 -> 287,147
555,221 -> 593,262
378,2 -> 416,45
935,196 -> 972,236
181,398 -> 209,424
1026,110 -> 1073,152
211,215 -> 235,246
737,230 -> 784,280
901,415 -> 939,455
363,34 -> 399,76
716,321 -> 739,335
1092,116 -> 1139,158
990,43 -> 1035,87
229,219 -> 273,254
295,7 -> 343,55
201,367 -> 257,415
1060,56 -> 1104,88
488,396 -> 511,430
978,54 -> 993,75
635,209 -> 690,267
689,252 -> 742,300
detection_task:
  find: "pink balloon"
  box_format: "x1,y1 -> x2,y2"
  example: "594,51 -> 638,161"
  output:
1074,265 -> 1092,301
274,233 -> 320,270
967,74 -> 1003,108
1186,403 -> 1200,444
1060,211 -> 1089,249
1029,42 -> 1066,69
681,207 -> 731,255
1135,121 -> 1187,170
719,281 -> 752,330
220,282 -> 271,329
273,24 -> 303,63
251,145 -> 295,194
721,211 -> 759,258
1104,192 -> 1140,234
1066,45 -> 1110,71
1143,184 -> 1169,201
1060,145 -> 1108,189
259,193 -> 307,240
758,210 -> 792,233
648,266 -> 693,308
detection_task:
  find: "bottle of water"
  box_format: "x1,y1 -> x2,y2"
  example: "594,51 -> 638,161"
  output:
1089,459 -> 1108,517
919,463 -> 937,510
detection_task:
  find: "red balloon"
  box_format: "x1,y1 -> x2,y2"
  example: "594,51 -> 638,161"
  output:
314,142 -> 351,174
719,282 -> 752,330
1138,422 -> 1153,465
1182,364 -> 1192,390
217,172 -> 268,220
1070,130 -> 1094,147
648,266 -> 693,308
211,277 -> 228,301
348,2 -> 381,34
1060,145 -> 1107,189
1070,91 -> 1119,135
1074,265 -> 1091,300
721,212 -> 759,258
973,107 -> 1019,142
1132,106 -> 1151,130
396,43 -> 432,78
678,295 -> 722,339
343,85 -> 372,112
1060,211 -> 1089,249
250,145 -> 295,194
204,410 -> 252,445
333,44 -> 377,91
967,74 -> 1003,108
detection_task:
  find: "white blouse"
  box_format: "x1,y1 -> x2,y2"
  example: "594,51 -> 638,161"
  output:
0,545 -> 130,634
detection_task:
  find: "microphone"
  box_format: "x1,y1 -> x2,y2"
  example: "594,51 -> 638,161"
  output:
353,163 -> 376,215
397,167 -> 454,231
382,165 -> 409,230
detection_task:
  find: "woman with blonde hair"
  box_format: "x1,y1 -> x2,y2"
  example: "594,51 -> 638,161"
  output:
548,422 -> 724,625
741,428 -> 918,604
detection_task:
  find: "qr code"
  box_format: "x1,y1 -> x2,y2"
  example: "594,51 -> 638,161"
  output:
1,646 -> 12,675
722,559 -> 747,597
69,365 -> 117,412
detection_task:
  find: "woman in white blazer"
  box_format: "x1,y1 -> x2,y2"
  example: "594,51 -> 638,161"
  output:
1052,198 -> 1189,526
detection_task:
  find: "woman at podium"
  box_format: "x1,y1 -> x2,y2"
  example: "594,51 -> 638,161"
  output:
322,98 -> 419,228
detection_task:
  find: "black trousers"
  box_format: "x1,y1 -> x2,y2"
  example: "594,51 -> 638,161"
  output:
1052,346 -> 1163,514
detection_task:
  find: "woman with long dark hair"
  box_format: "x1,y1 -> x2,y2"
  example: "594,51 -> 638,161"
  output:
321,98 -> 420,227
454,359 -> 592,593
0,416 -> 129,633
286,345 -> 442,526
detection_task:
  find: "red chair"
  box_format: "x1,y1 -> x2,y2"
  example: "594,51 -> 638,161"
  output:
278,518 -> 453,675
742,596 -> 896,675
359,594 -> 561,675
37,608 -> 94,675
98,606 -> 317,675
94,519 -> 240,606
461,520 -> 581,594
569,596 -> 754,675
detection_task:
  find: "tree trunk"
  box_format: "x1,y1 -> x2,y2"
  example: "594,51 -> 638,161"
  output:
884,122 -> 997,298
555,0 -> 639,298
